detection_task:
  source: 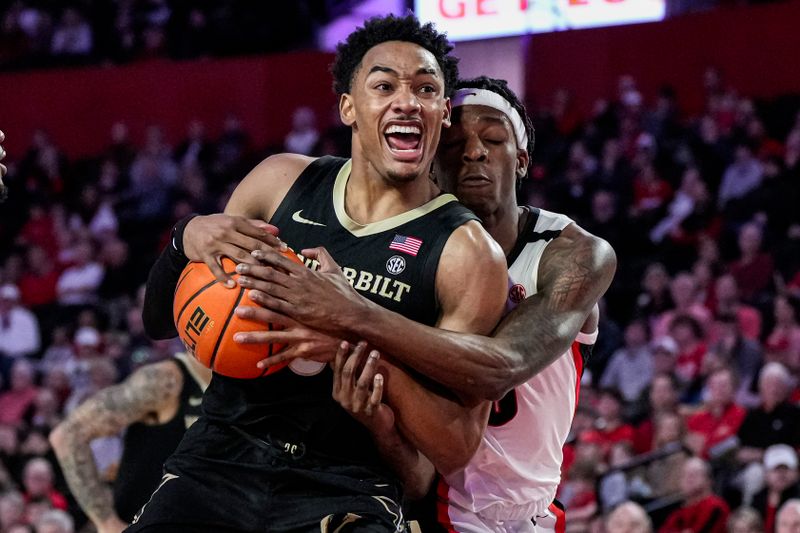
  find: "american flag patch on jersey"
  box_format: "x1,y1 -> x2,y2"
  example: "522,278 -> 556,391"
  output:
389,234 -> 423,256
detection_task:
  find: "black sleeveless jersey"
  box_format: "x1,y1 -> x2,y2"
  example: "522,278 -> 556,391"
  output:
113,354 -> 205,522
202,156 -> 478,468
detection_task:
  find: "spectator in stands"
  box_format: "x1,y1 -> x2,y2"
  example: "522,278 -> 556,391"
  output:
727,506 -> 763,533
21,458 -> 67,511
752,445 -> 800,533
659,457 -> 730,533
15,203 -> 59,259
0,360 -> 39,425
606,501 -> 653,533
647,411 -> 688,497
719,143 -> 763,212
174,119 -> 214,171
0,284 -> 41,360
50,7 -> 92,57
0,490 -> 25,531
686,367 -> 746,459
729,222 -> 775,304
104,122 -> 136,173
35,508 -> 74,533
636,262 -> 673,321
653,272 -> 712,339
777,499 -> 800,533
583,388 -> 635,459
601,319 -> 654,404
29,388 -> 61,432
708,312 -> 762,407
212,113 -> 249,180
55,239 -> 104,308
634,371 -> 681,454
764,295 -> 800,371
712,274 -> 762,341
737,362 -> 800,465
284,106 -> 320,156
18,245 -> 60,312
67,184 -> 118,240
670,315 -> 708,391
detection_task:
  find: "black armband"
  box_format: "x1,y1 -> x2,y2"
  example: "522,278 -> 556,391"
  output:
142,214 -> 197,339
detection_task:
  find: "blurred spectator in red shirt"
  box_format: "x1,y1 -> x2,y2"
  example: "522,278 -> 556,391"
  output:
659,457 -> 730,533
583,388 -> 635,459
670,315 -> 708,388
711,274 -> 762,341
15,203 -> 59,259
17,245 -> 60,310
21,458 -> 67,511
752,444 -> 800,533
729,222 -> 775,304
686,368 -> 746,459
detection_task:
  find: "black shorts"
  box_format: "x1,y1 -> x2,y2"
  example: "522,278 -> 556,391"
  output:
124,417 -> 405,533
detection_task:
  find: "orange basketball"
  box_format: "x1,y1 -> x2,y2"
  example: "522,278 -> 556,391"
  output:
173,251 -> 304,379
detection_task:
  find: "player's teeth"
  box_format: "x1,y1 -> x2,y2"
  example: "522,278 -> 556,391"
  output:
386,125 -> 421,134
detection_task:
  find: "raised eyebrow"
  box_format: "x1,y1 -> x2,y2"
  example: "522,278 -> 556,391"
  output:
368,65 -> 398,76
417,67 -> 439,77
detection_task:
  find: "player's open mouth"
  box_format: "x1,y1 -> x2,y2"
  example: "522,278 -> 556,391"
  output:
384,124 -> 423,160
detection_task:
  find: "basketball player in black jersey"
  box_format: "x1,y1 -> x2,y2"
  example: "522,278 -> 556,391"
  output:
49,353 -> 210,533
232,78 -> 616,530
134,15 -> 507,533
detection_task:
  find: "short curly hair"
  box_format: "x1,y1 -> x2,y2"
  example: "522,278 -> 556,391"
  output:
331,14 -> 459,97
455,76 -> 535,176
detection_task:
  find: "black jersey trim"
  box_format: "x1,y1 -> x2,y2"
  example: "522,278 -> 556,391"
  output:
506,206 -> 566,267
270,156 -> 344,229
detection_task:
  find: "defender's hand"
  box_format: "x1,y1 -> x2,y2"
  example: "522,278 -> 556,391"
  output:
182,214 -> 283,287
331,341 -> 394,434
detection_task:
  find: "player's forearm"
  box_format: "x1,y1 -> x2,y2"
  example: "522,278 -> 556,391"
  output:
50,424 -> 120,526
382,362 -> 489,475
349,299 -> 528,401
371,425 -> 435,500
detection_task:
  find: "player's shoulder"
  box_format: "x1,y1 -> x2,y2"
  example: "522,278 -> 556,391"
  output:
446,219 -> 506,266
127,360 -> 184,395
228,153 -> 318,219
545,219 -> 616,276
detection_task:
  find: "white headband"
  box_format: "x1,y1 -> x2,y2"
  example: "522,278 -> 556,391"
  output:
451,88 -> 529,150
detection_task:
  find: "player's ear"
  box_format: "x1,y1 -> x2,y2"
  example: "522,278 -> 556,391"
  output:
339,94 -> 356,127
516,148 -> 529,179
442,98 -> 452,129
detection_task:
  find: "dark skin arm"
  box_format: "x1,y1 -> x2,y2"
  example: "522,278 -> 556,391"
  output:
331,342 -> 435,498
49,361 -> 183,533
236,223 -> 616,401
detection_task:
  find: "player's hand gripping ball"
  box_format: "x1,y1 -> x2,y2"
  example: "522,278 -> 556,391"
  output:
173,250 -> 304,378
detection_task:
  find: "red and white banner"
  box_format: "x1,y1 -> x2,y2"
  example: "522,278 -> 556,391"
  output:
415,0 -> 666,41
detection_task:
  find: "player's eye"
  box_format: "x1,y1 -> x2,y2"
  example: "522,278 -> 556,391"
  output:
374,82 -> 392,92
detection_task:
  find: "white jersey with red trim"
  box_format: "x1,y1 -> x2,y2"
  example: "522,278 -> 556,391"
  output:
443,207 -> 597,526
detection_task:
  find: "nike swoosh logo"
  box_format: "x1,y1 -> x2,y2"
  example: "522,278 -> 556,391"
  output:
188,396 -> 203,406
292,210 -> 326,227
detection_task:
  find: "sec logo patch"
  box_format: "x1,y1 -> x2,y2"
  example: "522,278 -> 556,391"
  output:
509,284 -> 526,304
386,255 -> 406,275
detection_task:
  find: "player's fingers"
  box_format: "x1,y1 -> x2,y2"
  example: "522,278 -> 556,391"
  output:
233,329 -> 293,345
246,289 -> 292,314
301,247 -> 342,273
251,248 -> 305,275
341,341 -> 366,393
356,350 -> 380,395
204,255 -> 235,288
236,263 -> 294,290
234,306 -> 298,328
370,373 -> 384,406
231,219 -> 284,250
331,341 -> 350,398
245,219 -> 280,236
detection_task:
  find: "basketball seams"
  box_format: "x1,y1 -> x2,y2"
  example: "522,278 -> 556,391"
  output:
175,265 -> 195,295
209,286 -> 246,372
174,268 -> 237,327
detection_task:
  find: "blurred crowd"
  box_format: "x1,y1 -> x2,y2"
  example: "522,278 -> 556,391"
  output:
2,54 -> 800,533
0,0 -> 792,72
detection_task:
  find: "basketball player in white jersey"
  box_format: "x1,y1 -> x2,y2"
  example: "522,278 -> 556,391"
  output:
236,77 -> 615,532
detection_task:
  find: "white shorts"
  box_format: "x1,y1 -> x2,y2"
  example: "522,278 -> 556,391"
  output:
445,500 -> 565,533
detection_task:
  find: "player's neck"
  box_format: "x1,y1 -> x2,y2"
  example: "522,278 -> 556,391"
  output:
482,204 -> 525,258
345,161 -> 439,224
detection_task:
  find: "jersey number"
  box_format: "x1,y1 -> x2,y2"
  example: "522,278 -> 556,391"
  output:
488,389 -> 518,427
